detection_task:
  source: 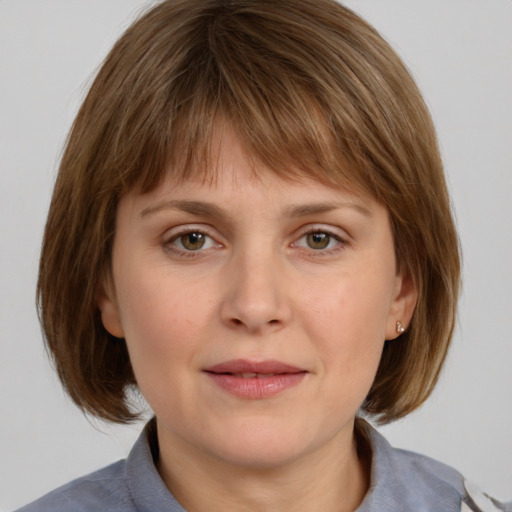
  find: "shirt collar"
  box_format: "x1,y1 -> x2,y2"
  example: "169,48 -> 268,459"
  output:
123,418 -> 464,512
355,420 -> 463,511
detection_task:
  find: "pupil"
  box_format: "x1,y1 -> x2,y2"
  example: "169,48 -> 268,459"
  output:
182,232 -> 205,250
307,232 -> 329,249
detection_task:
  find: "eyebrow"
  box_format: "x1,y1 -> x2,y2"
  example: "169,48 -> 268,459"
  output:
140,199 -> 372,219
283,202 -> 372,218
140,200 -> 225,219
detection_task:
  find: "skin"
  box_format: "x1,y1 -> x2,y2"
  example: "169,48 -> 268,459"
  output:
99,126 -> 417,512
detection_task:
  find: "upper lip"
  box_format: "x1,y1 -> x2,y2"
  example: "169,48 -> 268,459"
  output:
203,359 -> 306,375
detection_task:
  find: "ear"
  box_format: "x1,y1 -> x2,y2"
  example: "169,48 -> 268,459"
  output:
97,277 -> 125,338
385,271 -> 418,340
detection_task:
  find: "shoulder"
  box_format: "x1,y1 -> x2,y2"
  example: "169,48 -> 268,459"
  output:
358,421 -> 512,512
391,443 -> 511,512
15,460 -> 136,512
15,419 -> 185,512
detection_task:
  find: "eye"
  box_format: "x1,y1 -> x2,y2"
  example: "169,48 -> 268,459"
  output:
293,230 -> 344,251
305,232 -> 332,250
167,230 -> 218,252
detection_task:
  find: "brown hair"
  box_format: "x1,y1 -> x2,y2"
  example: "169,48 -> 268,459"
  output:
37,0 -> 460,424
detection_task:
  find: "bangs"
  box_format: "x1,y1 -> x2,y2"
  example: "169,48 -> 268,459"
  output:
104,2 -> 381,198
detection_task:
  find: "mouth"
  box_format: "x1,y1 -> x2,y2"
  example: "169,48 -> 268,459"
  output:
222,372 -> 282,378
203,359 -> 307,399
203,359 -> 306,376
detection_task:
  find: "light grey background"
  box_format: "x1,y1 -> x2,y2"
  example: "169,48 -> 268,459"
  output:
1,1 -> 511,510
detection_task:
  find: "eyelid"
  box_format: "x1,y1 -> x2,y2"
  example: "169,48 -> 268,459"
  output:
163,223 -> 218,240
162,225 -> 223,255
293,224 -> 350,241
161,223 -> 350,258
291,224 -> 350,251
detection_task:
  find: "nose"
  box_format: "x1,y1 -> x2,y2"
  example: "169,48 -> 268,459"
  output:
219,248 -> 292,335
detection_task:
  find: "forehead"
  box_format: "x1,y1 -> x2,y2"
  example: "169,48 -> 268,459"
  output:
134,119 -> 374,201
122,125 -> 377,222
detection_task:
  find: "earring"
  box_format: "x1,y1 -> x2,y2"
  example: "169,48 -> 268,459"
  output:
396,321 -> 405,334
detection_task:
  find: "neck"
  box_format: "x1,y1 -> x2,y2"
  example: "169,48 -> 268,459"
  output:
156,420 -> 371,512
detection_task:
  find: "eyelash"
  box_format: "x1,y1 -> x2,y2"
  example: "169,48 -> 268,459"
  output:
292,228 -> 347,256
162,226 -> 348,259
163,228 -> 221,259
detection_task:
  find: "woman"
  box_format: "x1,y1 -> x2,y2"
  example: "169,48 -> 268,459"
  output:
16,0 -> 511,510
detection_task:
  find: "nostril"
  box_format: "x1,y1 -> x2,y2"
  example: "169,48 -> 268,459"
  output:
229,318 -> 280,327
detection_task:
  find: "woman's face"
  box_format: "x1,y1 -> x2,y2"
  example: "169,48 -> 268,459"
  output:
99,127 -> 416,469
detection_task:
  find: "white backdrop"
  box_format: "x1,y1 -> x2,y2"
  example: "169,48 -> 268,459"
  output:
1,1 -> 511,510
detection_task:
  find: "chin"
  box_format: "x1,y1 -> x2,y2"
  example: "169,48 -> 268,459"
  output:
215,442 -> 307,470
200,420 -> 320,469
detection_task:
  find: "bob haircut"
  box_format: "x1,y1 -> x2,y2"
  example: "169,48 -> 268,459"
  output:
38,0 -> 460,424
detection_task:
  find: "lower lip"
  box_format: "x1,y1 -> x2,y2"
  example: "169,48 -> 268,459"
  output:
205,372 -> 307,399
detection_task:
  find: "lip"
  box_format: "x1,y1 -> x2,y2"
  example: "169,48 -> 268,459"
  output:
203,359 -> 307,399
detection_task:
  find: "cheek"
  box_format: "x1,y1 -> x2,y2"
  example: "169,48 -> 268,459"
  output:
303,273 -> 393,342
115,271 -> 220,417
116,269 -> 214,374
299,271 -> 392,381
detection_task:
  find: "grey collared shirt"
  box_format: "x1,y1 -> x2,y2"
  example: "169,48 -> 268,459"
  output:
17,420 -> 511,512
